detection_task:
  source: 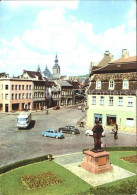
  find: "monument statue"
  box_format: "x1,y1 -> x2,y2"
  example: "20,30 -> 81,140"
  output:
92,119 -> 104,152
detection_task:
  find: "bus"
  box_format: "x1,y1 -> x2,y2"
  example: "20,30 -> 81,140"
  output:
17,112 -> 32,129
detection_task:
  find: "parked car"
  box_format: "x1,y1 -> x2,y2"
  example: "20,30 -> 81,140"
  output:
53,106 -> 60,110
41,129 -> 64,139
85,129 -> 105,137
58,125 -> 80,134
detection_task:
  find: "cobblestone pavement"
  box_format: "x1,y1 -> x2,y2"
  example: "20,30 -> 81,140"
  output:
0,105 -> 136,167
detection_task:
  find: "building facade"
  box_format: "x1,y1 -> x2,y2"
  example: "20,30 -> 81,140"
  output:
87,51 -> 137,133
0,78 -> 33,112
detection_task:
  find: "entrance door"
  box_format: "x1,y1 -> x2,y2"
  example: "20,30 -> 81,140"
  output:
5,104 -> 8,112
94,114 -> 102,125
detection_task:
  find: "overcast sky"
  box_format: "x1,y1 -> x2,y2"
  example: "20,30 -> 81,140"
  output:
0,0 -> 136,77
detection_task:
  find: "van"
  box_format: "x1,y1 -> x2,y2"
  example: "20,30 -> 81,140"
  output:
17,112 -> 31,129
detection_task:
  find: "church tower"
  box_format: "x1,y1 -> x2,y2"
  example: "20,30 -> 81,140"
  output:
53,54 -> 60,79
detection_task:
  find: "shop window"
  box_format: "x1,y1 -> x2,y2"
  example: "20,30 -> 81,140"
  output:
106,115 -> 116,126
94,114 -> 102,125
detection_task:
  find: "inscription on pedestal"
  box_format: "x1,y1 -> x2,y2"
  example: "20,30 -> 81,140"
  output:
81,150 -> 113,174
98,157 -> 107,166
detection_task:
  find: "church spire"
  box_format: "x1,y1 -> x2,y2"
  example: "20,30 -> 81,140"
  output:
37,65 -> 41,72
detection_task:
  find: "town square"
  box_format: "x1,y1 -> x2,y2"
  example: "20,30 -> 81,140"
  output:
0,0 -> 136,194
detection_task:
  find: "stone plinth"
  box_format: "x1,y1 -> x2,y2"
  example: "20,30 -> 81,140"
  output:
81,150 -> 113,174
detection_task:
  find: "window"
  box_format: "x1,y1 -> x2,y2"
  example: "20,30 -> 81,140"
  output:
15,94 -> 18,99
1,85 -> 3,90
26,85 -> 28,90
96,80 -> 101,89
22,93 -> 24,99
19,94 -> 21,99
29,85 -> 31,90
5,94 -> 8,99
12,94 -> 14,100
106,115 -> 116,126
92,96 -> 96,105
19,85 -> 21,90
123,80 -> 129,89
118,97 -> 123,106
11,85 -> 14,90
5,85 -> 8,90
109,96 -> 113,106
127,97 -> 133,107
15,85 -> 18,90
109,80 -> 114,89
29,93 -> 32,98
100,96 -> 104,105
22,85 -> 24,90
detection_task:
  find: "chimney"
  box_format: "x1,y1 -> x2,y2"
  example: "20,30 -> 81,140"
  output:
104,50 -> 110,56
104,51 -> 113,62
122,49 -> 129,58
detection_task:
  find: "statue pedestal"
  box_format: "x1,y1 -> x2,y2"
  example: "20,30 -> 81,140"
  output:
81,150 -> 113,174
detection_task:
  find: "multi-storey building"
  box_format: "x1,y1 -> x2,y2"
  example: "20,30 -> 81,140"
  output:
54,80 -> 73,106
68,80 -> 85,104
0,78 -> 33,112
20,70 -> 46,110
87,50 -> 137,133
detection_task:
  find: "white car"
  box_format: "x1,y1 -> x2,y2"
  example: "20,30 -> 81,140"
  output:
85,129 -> 105,137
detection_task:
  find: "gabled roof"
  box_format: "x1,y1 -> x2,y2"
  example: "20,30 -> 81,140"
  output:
45,80 -> 56,87
109,56 -> 136,63
55,80 -> 72,87
67,80 -> 81,89
24,70 -> 43,80
93,61 -> 137,74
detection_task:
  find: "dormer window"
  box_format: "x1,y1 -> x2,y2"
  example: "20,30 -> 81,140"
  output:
96,80 -> 101,89
109,80 -> 114,90
123,79 -> 129,89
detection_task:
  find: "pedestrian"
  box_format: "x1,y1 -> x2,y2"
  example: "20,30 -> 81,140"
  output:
92,119 -> 104,151
113,123 -> 118,139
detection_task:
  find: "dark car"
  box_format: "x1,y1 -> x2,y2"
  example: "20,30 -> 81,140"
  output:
58,126 -> 80,134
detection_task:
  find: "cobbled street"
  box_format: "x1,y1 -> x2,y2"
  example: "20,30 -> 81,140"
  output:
0,105 -> 136,167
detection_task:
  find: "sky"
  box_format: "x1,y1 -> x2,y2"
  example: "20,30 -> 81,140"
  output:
0,0 -> 136,77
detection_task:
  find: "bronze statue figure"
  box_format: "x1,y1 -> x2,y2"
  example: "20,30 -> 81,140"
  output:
92,119 -> 104,152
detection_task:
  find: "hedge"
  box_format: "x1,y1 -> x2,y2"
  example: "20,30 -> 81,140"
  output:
0,154 -> 52,175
